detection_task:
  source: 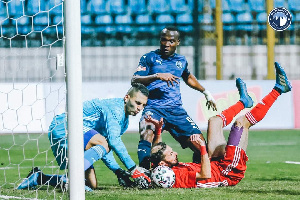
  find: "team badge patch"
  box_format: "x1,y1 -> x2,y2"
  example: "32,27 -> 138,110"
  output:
176,61 -> 183,69
268,7 -> 292,31
136,65 -> 146,71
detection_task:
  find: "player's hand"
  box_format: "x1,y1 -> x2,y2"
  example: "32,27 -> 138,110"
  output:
115,168 -> 135,188
144,116 -> 164,131
130,166 -> 151,189
190,134 -> 206,149
156,73 -> 180,87
203,90 -> 217,111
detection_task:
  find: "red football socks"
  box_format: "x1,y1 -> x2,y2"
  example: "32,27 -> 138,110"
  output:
245,89 -> 280,125
218,101 -> 244,127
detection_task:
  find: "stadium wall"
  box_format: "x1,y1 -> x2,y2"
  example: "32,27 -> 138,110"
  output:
1,45 -> 300,81
1,80 -> 299,134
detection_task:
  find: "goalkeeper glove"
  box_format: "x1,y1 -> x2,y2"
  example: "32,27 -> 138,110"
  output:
130,166 -> 151,189
115,168 -> 135,188
203,90 -> 217,111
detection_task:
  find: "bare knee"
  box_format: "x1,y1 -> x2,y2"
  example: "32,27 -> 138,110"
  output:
86,134 -> 109,152
139,119 -> 155,143
208,116 -> 223,128
207,116 -> 223,140
234,116 -> 251,129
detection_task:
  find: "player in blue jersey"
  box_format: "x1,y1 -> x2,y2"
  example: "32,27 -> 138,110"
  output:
17,83 -> 151,190
131,26 -> 217,169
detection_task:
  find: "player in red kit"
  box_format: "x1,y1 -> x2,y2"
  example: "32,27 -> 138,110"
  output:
149,62 -> 292,188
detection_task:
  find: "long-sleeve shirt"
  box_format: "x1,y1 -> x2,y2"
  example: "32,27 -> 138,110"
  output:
133,49 -> 191,108
82,98 -> 135,170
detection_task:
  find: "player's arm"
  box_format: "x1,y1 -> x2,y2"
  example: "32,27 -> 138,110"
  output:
182,73 -> 217,111
106,120 -> 151,188
131,54 -> 156,85
131,54 -> 179,86
102,151 -> 121,172
106,122 -> 136,170
132,73 -> 180,87
102,152 -> 134,187
131,74 -> 159,85
144,115 -> 163,145
189,134 -> 211,180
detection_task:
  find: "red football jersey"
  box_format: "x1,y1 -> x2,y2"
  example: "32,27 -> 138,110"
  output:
172,145 -> 248,188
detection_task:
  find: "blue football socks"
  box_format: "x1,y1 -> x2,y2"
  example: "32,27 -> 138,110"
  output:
84,145 -> 107,171
137,140 -> 152,169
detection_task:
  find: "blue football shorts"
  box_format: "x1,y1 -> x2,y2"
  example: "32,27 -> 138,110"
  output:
48,113 -> 98,170
141,106 -> 202,148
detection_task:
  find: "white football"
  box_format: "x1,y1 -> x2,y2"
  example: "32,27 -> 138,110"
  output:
151,166 -> 175,188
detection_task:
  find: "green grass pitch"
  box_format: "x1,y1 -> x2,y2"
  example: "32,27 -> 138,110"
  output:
0,130 -> 300,199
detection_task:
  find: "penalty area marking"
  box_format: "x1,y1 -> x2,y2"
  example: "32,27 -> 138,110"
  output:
251,142 -> 297,146
0,195 -> 38,200
285,161 -> 300,165
0,166 -> 58,170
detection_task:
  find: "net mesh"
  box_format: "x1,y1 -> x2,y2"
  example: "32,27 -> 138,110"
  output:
0,0 -> 67,199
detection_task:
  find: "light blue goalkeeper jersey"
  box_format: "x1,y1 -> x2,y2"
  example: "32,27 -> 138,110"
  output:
82,98 -> 135,171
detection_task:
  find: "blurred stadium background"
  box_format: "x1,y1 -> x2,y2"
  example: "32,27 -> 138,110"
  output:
0,1 -> 300,199
0,0 -> 299,82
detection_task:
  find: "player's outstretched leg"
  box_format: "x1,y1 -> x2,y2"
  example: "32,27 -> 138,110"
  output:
17,167 -> 67,190
218,78 -> 253,127
274,62 -> 292,94
208,78 -> 253,156
246,62 -> 292,126
17,167 -> 41,189
236,78 -> 253,108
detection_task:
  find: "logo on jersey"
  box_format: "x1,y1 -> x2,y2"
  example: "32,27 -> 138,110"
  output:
176,61 -> 183,69
145,111 -> 153,116
268,7 -> 292,31
136,65 -> 146,71
155,59 -> 162,65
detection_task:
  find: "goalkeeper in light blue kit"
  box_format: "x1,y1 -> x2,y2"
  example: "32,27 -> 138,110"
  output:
17,83 -> 151,190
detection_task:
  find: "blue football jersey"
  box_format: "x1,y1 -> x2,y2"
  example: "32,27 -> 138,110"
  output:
82,98 -> 135,170
134,49 -> 191,107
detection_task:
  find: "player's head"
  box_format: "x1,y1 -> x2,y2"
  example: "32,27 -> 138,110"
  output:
150,142 -> 179,168
124,83 -> 149,116
160,26 -> 180,58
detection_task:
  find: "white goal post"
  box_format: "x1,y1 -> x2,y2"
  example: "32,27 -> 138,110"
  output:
64,0 -> 85,199
0,0 -> 84,199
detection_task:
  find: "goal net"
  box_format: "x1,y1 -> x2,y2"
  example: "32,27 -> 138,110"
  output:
0,0 -> 83,199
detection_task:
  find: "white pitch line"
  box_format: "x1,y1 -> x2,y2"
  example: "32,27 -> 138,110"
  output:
251,142 -> 297,146
0,195 -> 38,200
285,161 -> 300,165
0,166 -> 58,170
